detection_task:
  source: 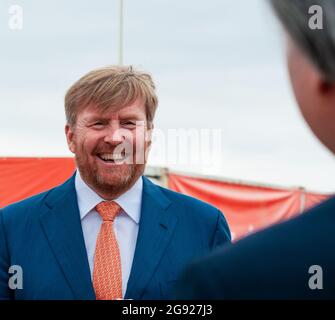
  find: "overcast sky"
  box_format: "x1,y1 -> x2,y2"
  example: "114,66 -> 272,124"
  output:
1,0 -> 334,193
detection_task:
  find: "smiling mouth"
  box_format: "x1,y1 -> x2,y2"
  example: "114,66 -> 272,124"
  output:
97,152 -> 129,164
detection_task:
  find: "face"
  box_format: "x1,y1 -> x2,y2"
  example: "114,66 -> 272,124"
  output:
286,36 -> 335,154
65,98 -> 151,199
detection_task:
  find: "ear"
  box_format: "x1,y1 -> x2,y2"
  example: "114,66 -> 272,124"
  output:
318,76 -> 335,95
65,124 -> 76,154
314,72 -> 335,115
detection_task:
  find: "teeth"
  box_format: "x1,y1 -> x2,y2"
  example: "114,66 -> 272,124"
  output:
100,153 -> 125,161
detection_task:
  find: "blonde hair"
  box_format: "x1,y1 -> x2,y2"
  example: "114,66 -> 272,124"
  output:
65,65 -> 158,128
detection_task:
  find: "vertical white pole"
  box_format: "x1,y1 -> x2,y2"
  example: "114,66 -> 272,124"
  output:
118,0 -> 124,66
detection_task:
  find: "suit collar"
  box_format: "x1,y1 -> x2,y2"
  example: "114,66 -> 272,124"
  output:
38,174 -> 177,300
39,173 -> 96,300
75,170 -> 143,224
125,177 -> 178,299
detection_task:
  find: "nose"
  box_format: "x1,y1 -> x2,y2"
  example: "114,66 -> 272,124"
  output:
103,121 -> 125,145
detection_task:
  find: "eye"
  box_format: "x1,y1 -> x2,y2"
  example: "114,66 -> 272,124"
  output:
91,122 -> 105,129
121,121 -> 137,129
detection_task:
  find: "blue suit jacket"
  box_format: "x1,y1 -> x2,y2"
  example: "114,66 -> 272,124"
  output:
0,174 -> 231,300
177,196 -> 335,299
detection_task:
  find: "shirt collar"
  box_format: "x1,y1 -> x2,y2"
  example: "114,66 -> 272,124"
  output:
75,171 -> 143,224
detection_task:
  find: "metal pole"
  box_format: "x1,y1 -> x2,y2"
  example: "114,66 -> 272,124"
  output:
118,0 -> 124,65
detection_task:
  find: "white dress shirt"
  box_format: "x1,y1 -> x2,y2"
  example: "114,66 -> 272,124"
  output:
75,171 -> 142,297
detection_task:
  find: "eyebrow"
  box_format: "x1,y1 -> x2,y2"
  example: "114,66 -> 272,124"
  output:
83,114 -> 144,122
118,113 -> 144,119
82,116 -> 108,123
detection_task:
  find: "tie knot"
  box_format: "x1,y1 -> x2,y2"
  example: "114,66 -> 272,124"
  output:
96,201 -> 121,222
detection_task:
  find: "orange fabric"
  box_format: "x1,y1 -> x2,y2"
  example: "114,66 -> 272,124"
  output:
168,174 -> 331,241
0,157 -> 76,208
93,201 -> 122,300
305,192 -> 329,209
0,157 -> 331,243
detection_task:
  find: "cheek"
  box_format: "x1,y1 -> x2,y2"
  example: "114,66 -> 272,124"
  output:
132,128 -> 147,149
287,50 -> 327,145
76,133 -> 99,155
287,51 -> 315,123
291,73 -> 311,118
130,130 -> 149,162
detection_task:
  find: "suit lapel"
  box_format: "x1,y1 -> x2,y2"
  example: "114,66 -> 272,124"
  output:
125,177 -> 177,300
39,174 -> 96,300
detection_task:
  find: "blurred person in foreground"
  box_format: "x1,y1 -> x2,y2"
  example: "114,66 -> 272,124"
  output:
177,0 -> 335,299
0,66 -> 231,300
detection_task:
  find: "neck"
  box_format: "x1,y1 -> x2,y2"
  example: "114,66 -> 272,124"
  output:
92,180 -> 139,200
78,171 -> 142,201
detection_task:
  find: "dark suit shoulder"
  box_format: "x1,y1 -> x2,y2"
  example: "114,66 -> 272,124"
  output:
223,195 -> 335,256
142,178 -> 231,243
180,196 -> 335,299
1,189 -> 52,220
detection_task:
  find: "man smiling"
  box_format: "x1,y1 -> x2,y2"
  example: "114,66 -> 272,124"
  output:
65,95 -> 149,201
0,66 -> 231,300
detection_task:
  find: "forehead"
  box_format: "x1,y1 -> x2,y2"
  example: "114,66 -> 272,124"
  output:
79,98 -> 146,120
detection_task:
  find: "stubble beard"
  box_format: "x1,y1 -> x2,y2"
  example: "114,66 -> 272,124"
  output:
75,154 -> 145,199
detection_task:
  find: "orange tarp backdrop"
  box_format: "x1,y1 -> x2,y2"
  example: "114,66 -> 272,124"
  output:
168,174 -> 331,240
0,157 -> 76,208
0,158 -> 331,240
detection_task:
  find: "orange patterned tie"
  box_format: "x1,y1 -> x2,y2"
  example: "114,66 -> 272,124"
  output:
93,201 -> 122,300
